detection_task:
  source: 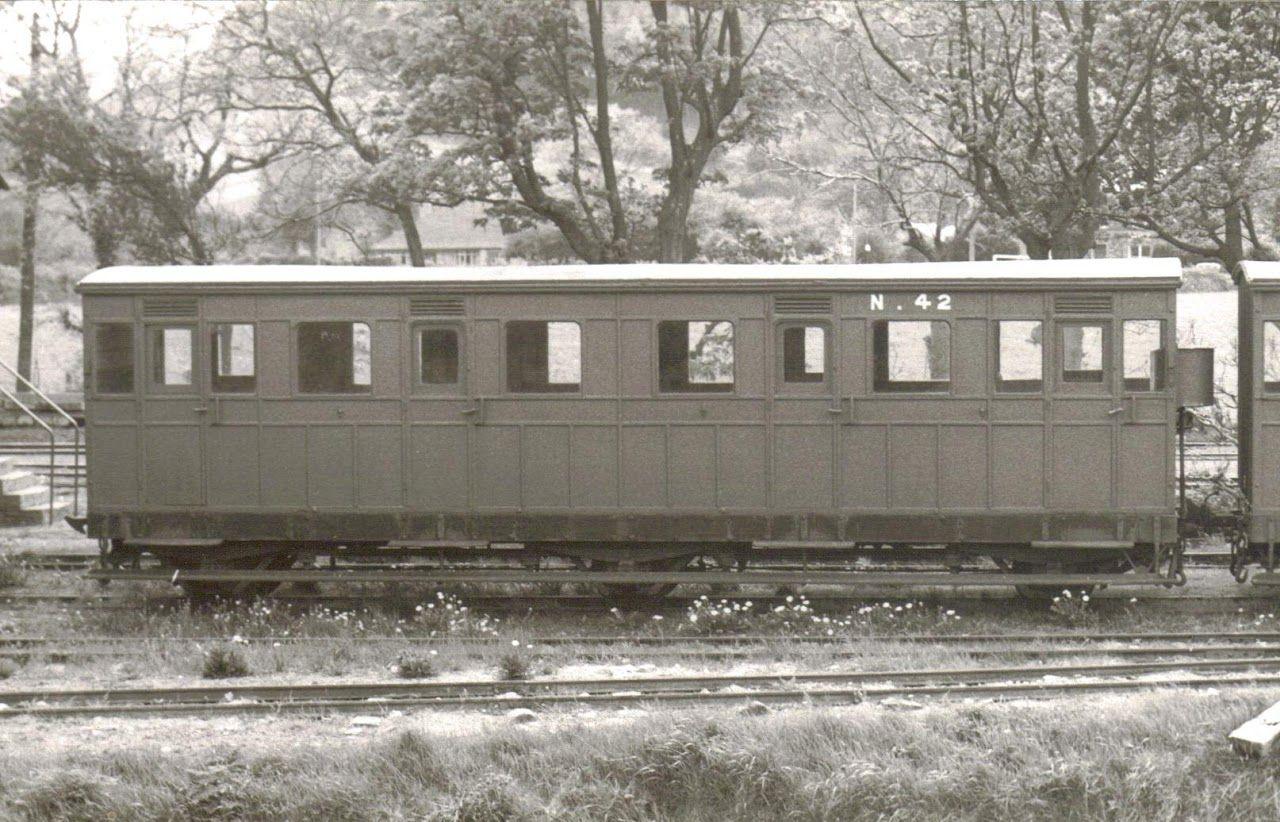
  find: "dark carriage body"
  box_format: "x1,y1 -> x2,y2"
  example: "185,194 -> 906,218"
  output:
78,259 -> 1182,570
1234,262 -> 1280,567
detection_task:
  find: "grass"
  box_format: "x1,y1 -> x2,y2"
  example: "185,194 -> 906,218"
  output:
2,689 -> 1279,820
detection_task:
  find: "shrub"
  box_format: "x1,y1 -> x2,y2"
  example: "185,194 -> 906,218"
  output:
0,658 -> 16,679
202,645 -> 250,679
395,653 -> 437,680
497,649 -> 531,681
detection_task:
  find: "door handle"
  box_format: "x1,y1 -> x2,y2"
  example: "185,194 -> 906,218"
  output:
462,397 -> 485,423
1106,406 -> 1126,416
193,406 -> 209,414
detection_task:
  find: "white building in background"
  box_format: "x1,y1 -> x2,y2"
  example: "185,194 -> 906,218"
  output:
370,202 -> 506,266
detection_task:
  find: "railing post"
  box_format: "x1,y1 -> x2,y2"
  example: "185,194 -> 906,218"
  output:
0,357 -> 84,518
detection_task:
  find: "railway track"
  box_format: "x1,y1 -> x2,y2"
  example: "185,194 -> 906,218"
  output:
3,591 -> 1279,615
5,634 -> 1280,663
6,629 -> 1280,647
3,657 -> 1279,718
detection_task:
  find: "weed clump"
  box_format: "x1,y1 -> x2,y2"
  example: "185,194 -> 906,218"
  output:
1049,589 -> 1097,627
202,645 -> 250,679
395,652 -> 438,679
497,644 -> 531,681
0,553 -> 27,589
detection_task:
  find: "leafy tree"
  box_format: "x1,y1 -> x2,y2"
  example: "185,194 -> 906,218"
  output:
850,1 -> 1181,259
387,0 -> 799,263
1107,2 -> 1280,270
211,0 -> 447,266
0,11 -> 281,265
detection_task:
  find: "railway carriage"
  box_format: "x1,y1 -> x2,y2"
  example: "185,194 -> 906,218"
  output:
1232,262 -> 1280,584
76,258 -> 1195,597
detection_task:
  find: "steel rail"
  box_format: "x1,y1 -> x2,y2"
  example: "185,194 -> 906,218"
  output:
6,643 -> 1280,663
5,630 -> 1280,647
2,656 -> 1278,705
4,663 -> 1280,718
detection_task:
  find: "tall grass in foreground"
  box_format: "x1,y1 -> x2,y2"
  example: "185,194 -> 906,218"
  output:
4,689 -> 1280,821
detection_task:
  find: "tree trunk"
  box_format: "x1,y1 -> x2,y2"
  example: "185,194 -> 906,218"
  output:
1224,199 -> 1245,272
17,175 -> 37,382
656,180 -> 694,263
394,202 -> 426,267
17,13 -> 40,383
1022,234 -> 1051,260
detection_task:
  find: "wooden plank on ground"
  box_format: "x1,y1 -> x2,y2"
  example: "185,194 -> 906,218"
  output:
1229,701 -> 1280,757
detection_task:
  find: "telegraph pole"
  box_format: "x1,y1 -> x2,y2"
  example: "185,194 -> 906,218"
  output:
17,12 -> 43,383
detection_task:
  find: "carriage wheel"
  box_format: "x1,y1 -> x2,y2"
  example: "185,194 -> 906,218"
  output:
162,551 -> 298,601
591,555 -> 694,605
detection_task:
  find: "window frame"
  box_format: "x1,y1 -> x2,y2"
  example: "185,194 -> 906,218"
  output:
871,319 -> 952,394
413,321 -> 466,395
92,322 -> 136,396
1121,318 -> 1168,393
994,319 -> 1045,394
209,322 -> 258,395
775,321 -> 831,395
294,320 -> 374,396
1055,320 -> 1112,394
656,319 -> 737,395
1263,320 -> 1280,394
503,319 -> 583,395
145,323 -> 198,395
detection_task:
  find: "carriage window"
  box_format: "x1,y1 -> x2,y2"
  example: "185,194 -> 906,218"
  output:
506,321 -> 580,393
1061,323 -> 1105,383
873,320 -> 950,393
996,320 -> 1043,392
659,321 -> 735,392
210,323 -> 255,393
1266,322 -> 1280,392
95,324 -> 134,394
782,325 -> 827,384
419,327 -> 460,385
1123,320 -> 1166,392
149,326 -> 193,388
297,322 -> 372,394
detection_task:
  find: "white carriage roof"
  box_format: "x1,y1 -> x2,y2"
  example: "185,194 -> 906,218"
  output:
78,258 -> 1182,291
1236,261 -> 1280,284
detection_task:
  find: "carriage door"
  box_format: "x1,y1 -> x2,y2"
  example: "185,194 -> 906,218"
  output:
1049,297 -> 1116,512
1116,314 -> 1173,513
203,310 -> 260,510
139,296 -> 204,507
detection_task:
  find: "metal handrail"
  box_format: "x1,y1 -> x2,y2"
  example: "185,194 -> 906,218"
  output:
0,383 -> 58,521
0,360 -> 82,518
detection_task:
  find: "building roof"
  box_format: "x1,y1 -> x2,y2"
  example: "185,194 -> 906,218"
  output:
79,258 -> 1182,293
1235,261 -> 1280,284
370,202 -> 505,253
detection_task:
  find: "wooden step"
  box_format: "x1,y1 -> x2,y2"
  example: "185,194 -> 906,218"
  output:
0,470 -> 40,495
0,485 -> 52,512
0,498 -> 72,526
